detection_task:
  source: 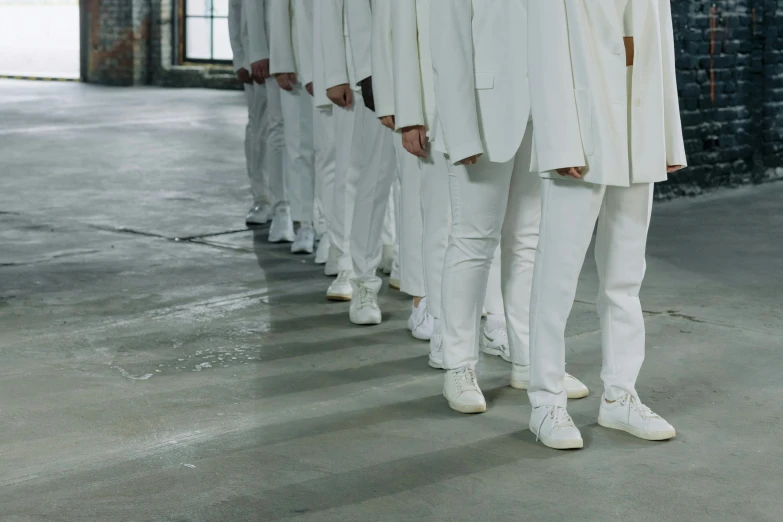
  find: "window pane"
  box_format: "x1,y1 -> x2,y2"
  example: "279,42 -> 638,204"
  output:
212,0 -> 229,17
186,0 -> 211,16
212,18 -> 232,60
186,17 -> 212,59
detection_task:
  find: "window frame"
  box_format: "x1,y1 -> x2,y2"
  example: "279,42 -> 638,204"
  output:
179,0 -> 232,65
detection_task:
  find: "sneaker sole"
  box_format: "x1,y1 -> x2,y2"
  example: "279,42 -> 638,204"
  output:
246,219 -> 269,226
510,379 -> 589,400
428,359 -> 445,370
480,345 -> 512,363
530,427 -> 584,450
269,237 -> 295,243
389,280 -> 401,290
291,246 -> 314,254
444,395 -> 486,414
597,417 -> 676,441
411,329 -> 432,341
350,317 -> 382,326
327,295 -> 352,302
325,268 -> 339,277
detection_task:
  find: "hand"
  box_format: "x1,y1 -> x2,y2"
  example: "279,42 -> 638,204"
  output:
401,126 -> 429,158
667,165 -> 684,173
276,73 -> 297,91
236,68 -> 252,84
460,154 -> 481,166
380,115 -> 395,130
327,84 -> 354,108
556,167 -> 583,178
251,59 -> 270,83
306,82 -> 314,97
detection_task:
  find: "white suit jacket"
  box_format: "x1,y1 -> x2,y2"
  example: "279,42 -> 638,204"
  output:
228,0 -> 249,71
245,0 -> 270,64
430,0 -> 530,165
312,0 -> 332,108
320,0 -> 373,91
391,0 -> 437,138
371,0 -> 395,117
268,0 -> 313,80
529,0 -> 687,186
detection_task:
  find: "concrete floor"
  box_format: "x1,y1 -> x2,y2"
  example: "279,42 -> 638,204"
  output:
0,79 -> 781,522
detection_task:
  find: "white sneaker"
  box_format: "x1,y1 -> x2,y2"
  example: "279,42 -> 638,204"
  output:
327,270 -> 354,301
246,202 -> 272,225
291,224 -> 315,254
268,204 -> 295,243
443,367 -> 486,414
380,245 -> 394,274
349,279 -> 382,325
510,365 -> 589,400
314,235 -> 330,265
429,320 -> 445,370
324,245 -> 340,277
407,298 -> 434,341
389,278 -> 401,290
598,394 -> 676,441
389,258 -> 400,288
480,315 -> 511,363
530,405 -> 584,450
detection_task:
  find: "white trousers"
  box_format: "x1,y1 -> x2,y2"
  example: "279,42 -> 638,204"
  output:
421,153 -> 505,320
243,83 -> 269,204
330,91 -> 373,271
441,122 -> 539,370
262,80 -> 287,207
313,106 -> 336,237
529,179 -> 654,408
280,84 -> 315,224
350,122 -> 397,282
393,135 -> 425,297
382,184 -> 397,248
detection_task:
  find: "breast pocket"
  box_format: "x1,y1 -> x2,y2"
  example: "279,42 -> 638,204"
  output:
574,89 -> 595,157
475,72 -> 495,90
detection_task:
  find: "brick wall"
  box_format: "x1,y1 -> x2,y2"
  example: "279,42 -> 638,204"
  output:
663,0 -> 783,198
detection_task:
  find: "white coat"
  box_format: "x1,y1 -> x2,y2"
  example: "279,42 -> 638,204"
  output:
528,0 -> 687,186
429,0 -> 530,165
228,0 -> 249,71
268,0 -> 313,79
245,0 -> 270,65
370,0 -> 395,117
390,0 -> 437,136
320,0 -> 373,91
312,1 -> 331,108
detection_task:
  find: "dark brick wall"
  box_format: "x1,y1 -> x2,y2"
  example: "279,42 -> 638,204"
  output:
662,0 -> 783,198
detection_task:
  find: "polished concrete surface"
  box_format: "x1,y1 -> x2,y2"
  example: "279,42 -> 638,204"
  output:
0,80 -> 781,521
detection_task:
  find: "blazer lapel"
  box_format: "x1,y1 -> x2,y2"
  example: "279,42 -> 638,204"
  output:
595,0 -> 622,37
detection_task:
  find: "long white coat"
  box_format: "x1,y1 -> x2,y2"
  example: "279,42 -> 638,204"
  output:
245,0 -> 270,65
529,0 -> 687,186
268,0 -> 313,79
429,0 -> 530,165
320,0 -> 373,91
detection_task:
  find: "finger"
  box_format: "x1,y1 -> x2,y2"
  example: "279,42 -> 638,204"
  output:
419,131 -> 428,149
345,89 -> 353,109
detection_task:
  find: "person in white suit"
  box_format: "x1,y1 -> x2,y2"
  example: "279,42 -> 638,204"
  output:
430,0 -> 589,414
268,0 -> 317,254
370,0 -> 433,338
245,0 -> 293,242
390,0 -> 518,368
526,0 -> 686,449
308,0 -> 338,267
319,0 -> 398,325
228,0 -> 272,225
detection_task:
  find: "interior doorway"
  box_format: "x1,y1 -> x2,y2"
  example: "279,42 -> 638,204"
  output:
0,0 -> 80,79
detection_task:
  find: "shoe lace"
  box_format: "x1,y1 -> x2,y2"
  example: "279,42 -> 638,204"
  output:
536,406 -> 575,441
411,302 -> 430,331
336,271 -> 352,284
357,284 -> 375,308
454,367 -> 479,393
623,396 -> 662,420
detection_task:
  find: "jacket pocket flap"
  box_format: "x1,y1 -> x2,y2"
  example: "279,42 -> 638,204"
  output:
475,72 -> 495,90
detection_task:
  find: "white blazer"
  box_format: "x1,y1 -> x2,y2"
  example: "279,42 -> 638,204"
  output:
371,0 -> 395,117
391,0 -> 438,139
268,0 -> 313,79
320,0 -> 373,91
228,0 -> 248,71
245,0 -> 270,65
430,0 -> 530,165
312,0 -> 332,108
529,0 -> 687,186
